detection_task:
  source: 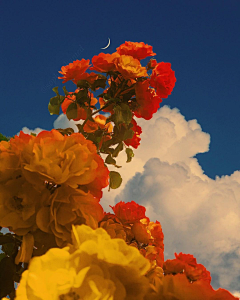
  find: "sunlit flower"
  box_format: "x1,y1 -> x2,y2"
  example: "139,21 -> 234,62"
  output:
36,186 -> 104,247
72,72 -> 99,85
110,201 -> 146,224
58,59 -> 90,83
163,252 -> 211,284
148,273 -> 238,300
116,41 -> 156,60
99,214 -> 127,240
83,115 -> 113,133
147,59 -> 158,70
91,52 -> 120,73
20,130 -> 109,198
115,55 -> 148,79
149,62 -> 176,98
0,178 -> 49,236
0,140 -> 20,184
16,225 -> 151,300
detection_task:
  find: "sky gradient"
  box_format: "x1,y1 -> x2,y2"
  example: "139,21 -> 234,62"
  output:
1,0 -> 240,296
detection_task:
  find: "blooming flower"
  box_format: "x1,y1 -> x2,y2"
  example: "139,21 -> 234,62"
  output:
83,115 -> 113,133
0,178 -> 49,236
115,55 -> 148,79
134,80 -> 162,120
149,62 -> 176,98
110,201 -> 146,224
91,52 -> 120,73
58,59 -> 90,83
163,252 -> 211,284
116,41 -> 156,61
36,186 -> 104,247
16,225 -> 151,300
149,273 -> 238,300
20,130 -> 109,198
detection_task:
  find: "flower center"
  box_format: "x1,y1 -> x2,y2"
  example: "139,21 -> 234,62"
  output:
59,291 -> 80,300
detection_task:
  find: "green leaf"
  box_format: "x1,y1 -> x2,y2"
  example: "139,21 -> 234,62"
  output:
109,171 -> 122,190
0,253 -> 6,263
113,103 -> 132,126
90,75 -> 107,91
2,243 -> 15,256
48,103 -> 60,115
105,155 -> 116,165
48,96 -> 61,115
112,142 -> 123,158
59,95 -> 65,104
66,102 -> 78,120
0,133 -> 9,142
0,257 -> 15,298
62,86 -> 69,96
52,86 -> 59,95
123,129 -> 134,141
49,96 -> 59,106
77,80 -> 90,89
126,148 -> 134,162
76,89 -> 88,104
0,235 -> 15,245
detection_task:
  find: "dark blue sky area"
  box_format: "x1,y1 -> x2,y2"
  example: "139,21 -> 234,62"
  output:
1,0 -> 240,179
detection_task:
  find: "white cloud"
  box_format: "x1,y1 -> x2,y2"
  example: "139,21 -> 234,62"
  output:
100,105 -> 240,293
17,126 -> 45,136
53,114 -> 80,132
233,291 -> 240,297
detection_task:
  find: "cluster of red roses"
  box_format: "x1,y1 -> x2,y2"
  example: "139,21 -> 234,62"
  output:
55,41 -> 176,151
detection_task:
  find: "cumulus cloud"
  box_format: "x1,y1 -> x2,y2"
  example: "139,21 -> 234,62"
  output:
53,113 -> 80,132
17,126 -> 45,136
100,105 -> 240,293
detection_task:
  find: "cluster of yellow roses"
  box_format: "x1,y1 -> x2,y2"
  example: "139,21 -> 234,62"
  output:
0,129 -> 109,260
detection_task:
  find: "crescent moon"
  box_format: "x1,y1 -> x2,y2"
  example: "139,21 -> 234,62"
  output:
101,38 -> 111,49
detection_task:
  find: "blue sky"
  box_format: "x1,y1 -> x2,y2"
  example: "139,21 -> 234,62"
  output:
1,1 -> 240,295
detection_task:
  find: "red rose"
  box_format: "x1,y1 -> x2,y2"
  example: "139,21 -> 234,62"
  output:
149,62 -> 176,98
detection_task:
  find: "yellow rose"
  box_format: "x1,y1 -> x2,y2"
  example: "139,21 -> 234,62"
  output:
20,130 -> 109,199
36,186 -> 104,247
16,225 -> 151,300
115,55 -> 148,79
0,178 -> 49,236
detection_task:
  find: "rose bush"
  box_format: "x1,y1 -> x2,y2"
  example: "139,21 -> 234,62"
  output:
0,41 -> 238,300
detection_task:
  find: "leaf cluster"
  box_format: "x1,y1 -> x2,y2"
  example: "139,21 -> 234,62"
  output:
0,232 -> 27,299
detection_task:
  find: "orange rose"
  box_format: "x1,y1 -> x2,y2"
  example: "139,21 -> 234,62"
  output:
153,273 -> 237,300
90,52 -> 120,73
17,130 -> 109,198
115,55 -> 147,79
116,41 -> 156,60
83,115 -> 113,133
110,201 -> 146,224
58,59 -> 90,83
72,72 -> 99,85
163,252 -> 211,284
36,185 -> 104,247
149,62 -> 176,98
